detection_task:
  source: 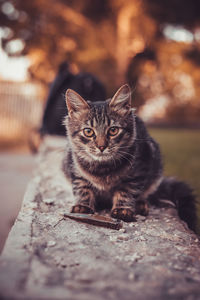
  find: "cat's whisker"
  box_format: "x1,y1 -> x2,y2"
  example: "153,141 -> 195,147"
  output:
110,155 -> 117,169
118,149 -> 135,158
114,146 -> 136,160
116,151 -> 134,168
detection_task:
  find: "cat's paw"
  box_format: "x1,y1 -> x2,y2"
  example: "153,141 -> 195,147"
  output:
135,201 -> 149,216
111,207 -> 136,222
71,204 -> 94,214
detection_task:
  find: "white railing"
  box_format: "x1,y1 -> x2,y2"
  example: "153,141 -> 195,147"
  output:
0,81 -> 44,140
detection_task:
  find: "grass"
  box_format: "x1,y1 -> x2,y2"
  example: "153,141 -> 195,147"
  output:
149,128 -> 200,233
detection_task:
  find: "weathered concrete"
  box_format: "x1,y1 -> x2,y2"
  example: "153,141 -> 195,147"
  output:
0,152 -> 35,252
0,136 -> 200,300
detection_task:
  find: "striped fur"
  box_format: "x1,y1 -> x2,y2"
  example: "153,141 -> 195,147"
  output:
63,84 -> 196,229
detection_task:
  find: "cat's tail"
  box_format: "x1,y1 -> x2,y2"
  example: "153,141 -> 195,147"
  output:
148,177 -> 197,232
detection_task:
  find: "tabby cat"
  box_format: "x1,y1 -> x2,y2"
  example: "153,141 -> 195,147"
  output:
63,84 -> 196,231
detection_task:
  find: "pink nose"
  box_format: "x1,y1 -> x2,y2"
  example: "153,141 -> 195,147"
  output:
98,146 -> 106,152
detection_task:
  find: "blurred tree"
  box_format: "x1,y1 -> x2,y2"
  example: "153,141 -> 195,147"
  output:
129,0 -> 200,123
143,0 -> 200,31
0,0 -> 200,123
0,0 -> 156,91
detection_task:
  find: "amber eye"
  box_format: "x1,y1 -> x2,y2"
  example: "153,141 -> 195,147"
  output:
108,126 -> 119,136
83,128 -> 95,137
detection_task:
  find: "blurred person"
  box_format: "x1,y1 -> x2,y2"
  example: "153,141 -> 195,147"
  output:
126,48 -> 157,109
40,62 -> 106,136
40,62 -> 73,136
29,62 -> 106,152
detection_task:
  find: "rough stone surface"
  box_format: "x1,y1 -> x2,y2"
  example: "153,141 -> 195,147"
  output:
0,136 -> 200,300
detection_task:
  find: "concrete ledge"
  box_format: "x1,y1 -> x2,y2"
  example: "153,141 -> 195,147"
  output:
1,136 -> 200,300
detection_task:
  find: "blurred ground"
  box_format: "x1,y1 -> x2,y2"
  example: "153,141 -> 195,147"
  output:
0,148 -> 35,253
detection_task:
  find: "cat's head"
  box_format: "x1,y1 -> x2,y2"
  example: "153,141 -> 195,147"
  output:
65,84 -> 136,162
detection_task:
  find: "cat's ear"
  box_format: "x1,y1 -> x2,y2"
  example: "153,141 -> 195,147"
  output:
109,84 -> 131,116
65,89 -> 89,118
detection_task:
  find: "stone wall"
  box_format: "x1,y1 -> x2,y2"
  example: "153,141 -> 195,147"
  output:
0,136 -> 200,300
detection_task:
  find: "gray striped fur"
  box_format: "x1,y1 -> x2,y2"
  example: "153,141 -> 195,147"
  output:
62,84 -> 196,228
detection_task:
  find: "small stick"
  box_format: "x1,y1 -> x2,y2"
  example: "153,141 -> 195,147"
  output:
63,212 -> 123,230
53,217 -> 64,228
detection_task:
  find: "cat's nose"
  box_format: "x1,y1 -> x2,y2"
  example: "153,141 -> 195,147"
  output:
98,145 -> 106,152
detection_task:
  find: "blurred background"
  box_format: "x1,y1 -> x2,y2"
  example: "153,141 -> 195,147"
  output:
0,0 -> 200,251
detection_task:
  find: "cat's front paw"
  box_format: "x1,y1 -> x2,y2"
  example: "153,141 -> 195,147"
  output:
71,204 -> 94,214
135,200 -> 149,216
111,207 -> 136,222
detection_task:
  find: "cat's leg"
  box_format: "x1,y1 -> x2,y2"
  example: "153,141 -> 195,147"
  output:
135,177 -> 163,216
111,190 -> 136,222
135,199 -> 149,216
71,178 -> 95,214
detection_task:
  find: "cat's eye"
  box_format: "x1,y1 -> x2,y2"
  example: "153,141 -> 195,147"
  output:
108,126 -> 119,136
83,128 -> 95,137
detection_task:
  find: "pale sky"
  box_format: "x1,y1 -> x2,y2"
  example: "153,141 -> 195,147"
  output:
0,31 -> 29,81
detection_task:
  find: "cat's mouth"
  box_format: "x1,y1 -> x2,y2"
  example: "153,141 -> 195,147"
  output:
89,151 -> 112,161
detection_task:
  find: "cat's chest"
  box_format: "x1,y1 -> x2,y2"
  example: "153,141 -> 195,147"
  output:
92,174 -> 119,191
74,162 -> 125,191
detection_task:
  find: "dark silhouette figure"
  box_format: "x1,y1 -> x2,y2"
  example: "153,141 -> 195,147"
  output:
126,49 -> 157,108
40,62 -> 106,136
